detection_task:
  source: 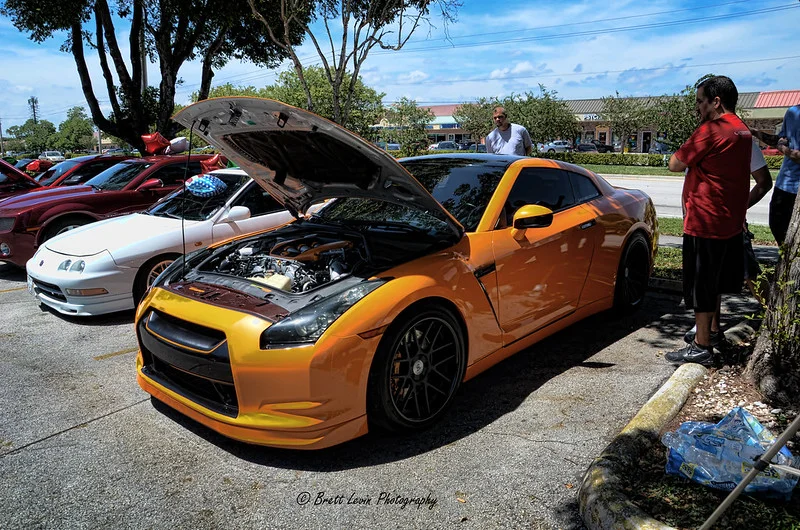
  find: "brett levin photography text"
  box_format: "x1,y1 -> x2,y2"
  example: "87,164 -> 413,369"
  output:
295,491 -> 437,510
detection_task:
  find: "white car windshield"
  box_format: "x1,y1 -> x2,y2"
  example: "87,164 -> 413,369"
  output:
147,172 -> 251,221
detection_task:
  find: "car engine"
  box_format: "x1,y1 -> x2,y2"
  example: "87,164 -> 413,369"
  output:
212,233 -> 367,293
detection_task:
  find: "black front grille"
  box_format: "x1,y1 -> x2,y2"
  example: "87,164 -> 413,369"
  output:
138,310 -> 238,417
32,278 -> 66,302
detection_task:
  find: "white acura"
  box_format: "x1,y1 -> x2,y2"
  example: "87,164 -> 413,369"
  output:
26,169 -> 298,316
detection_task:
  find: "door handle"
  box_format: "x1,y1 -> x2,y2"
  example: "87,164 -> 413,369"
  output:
580,219 -> 596,230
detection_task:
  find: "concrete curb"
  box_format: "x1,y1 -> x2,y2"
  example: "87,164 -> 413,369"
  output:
578,363 -> 709,530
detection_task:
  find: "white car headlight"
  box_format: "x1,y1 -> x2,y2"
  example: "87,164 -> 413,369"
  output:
57,259 -> 86,273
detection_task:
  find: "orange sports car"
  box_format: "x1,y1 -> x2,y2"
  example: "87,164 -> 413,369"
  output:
135,98 -> 658,449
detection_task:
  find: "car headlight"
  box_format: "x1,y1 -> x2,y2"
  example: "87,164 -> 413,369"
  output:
260,280 -> 387,347
0,217 -> 15,232
57,259 -> 86,273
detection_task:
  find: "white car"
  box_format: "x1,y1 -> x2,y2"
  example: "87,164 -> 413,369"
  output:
39,150 -> 65,162
26,169 -> 298,316
542,140 -> 572,153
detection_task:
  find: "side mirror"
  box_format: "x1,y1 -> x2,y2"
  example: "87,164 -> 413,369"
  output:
64,175 -> 83,185
136,178 -> 163,191
219,205 -> 251,223
512,204 -> 554,230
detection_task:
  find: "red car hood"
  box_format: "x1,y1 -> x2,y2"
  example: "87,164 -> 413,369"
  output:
0,184 -> 95,214
0,159 -> 42,198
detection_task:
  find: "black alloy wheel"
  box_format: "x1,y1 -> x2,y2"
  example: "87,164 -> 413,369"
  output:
368,307 -> 466,431
614,232 -> 651,312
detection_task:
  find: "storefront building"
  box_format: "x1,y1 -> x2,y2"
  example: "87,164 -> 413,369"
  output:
375,90 -> 800,151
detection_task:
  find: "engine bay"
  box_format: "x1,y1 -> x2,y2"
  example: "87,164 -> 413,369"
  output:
207,232 -> 369,293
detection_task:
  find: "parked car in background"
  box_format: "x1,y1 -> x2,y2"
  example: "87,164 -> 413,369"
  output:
0,158 -> 42,201
576,143 -> 599,152
14,158 -> 35,170
26,169 -> 302,316
648,141 -> 674,155
133,97 -> 657,449
429,141 -> 458,151
34,154 -> 132,188
0,154 -> 216,267
467,144 -> 487,153
39,151 -> 65,162
762,146 -> 781,156
542,140 -> 573,153
589,139 -> 615,153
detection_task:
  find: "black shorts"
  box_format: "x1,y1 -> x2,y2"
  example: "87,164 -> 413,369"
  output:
743,226 -> 761,281
683,233 -> 744,312
769,187 -> 797,245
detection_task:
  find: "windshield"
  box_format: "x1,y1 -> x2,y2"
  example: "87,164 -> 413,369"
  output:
148,172 -> 250,221
86,161 -> 152,191
36,159 -> 82,186
317,158 -> 507,233
402,158 -> 506,231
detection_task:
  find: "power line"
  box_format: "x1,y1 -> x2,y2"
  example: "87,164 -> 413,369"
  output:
373,4 -> 800,55
169,1 -> 794,97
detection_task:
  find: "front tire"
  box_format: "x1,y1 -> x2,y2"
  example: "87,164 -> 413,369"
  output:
613,232 -> 651,313
368,306 -> 466,432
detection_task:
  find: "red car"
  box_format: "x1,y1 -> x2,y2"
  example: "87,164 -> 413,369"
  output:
34,154 -> 132,188
0,154 -> 215,267
762,146 -> 781,156
0,158 -> 42,200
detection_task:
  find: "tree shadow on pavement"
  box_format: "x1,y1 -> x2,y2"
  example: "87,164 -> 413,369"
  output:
150,291 -> 695,471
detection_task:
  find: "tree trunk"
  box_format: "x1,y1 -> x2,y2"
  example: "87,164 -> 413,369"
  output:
744,193 -> 800,407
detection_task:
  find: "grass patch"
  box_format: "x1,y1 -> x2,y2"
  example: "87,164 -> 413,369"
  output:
657,217 -> 777,246
585,164 -> 780,180
653,246 -> 683,280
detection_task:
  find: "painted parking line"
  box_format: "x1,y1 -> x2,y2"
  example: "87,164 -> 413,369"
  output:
93,347 -> 139,361
0,287 -> 26,293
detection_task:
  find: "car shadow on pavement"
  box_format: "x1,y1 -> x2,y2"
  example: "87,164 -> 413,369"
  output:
0,262 -> 25,281
35,303 -> 136,326
150,291 -> 703,470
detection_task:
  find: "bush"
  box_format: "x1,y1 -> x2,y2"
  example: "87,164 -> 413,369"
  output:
534,151 -> 669,167
765,155 -> 783,169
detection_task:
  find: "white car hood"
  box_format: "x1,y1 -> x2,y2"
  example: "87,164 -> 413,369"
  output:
172,97 -> 464,238
44,214 -> 189,257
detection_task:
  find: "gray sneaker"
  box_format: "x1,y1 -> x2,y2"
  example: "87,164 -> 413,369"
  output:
665,341 -> 714,366
683,326 -> 723,348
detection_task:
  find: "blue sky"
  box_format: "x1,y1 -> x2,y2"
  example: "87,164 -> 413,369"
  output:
1,0 -> 798,132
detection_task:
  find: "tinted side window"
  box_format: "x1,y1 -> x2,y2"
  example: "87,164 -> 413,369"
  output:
504,167 -> 576,225
567,171 -> 601,203
66,161 -> 119,185
233,183 -> 284,216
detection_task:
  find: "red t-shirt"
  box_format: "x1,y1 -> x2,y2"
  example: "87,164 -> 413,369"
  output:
675,113 -> 751,239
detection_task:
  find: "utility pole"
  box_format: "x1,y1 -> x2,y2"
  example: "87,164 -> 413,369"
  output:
0,117 -> 5,155
96,125 -> 101,153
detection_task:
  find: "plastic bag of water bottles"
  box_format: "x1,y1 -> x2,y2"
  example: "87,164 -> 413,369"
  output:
661,407 -> 799,501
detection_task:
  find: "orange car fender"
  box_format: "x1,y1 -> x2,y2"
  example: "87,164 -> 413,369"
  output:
315,256 -> 504,408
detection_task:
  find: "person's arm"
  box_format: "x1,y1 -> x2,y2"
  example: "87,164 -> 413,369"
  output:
748,165 -> 773,208
750,128 -> 783,147
668,153 -> 687,172
521,127 -> 533,156
781,147 -> 800,162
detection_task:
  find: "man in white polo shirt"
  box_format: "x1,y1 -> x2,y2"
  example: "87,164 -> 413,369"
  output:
485,106 -> 533,156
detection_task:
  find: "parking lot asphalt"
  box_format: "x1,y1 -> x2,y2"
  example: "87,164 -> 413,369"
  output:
0,261 -> 759,529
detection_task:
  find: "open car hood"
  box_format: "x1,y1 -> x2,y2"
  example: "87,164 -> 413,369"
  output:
173,98 -> 463,238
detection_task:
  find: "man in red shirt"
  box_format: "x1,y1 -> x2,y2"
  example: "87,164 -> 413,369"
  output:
665,75 -> 752,366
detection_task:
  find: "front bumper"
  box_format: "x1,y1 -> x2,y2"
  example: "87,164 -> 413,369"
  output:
135,287 -> 379,449
26,250 -> 136,316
